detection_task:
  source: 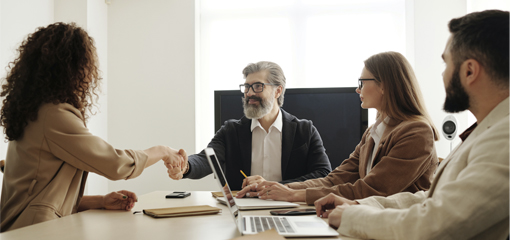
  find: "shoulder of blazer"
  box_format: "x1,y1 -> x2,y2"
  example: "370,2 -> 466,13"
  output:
281,108 -> 312,126
40,102 -> 84,121
383,118 -> 432,140
221,116 -> 249,127
218,116 -> 251,135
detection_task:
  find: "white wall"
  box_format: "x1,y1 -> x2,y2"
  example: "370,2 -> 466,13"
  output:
84,0 -> 109,195
0,0 -> 54,194
0,0 -> 54,156
107,0 -> 216,195
407,0 -> 470,159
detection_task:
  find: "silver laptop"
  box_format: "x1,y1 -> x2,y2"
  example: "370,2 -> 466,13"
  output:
216,195 -> 299,210
205,148 -> 340,237
206,149 -> 298,210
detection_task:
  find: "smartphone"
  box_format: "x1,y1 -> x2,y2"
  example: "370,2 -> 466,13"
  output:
165,191 -> 191,198
269,208 -> 316,216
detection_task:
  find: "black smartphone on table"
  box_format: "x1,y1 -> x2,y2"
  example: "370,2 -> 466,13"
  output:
269,208 -> 316,215
165,191 -> 191,198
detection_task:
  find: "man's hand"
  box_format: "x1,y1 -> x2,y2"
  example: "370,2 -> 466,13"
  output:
314,193 -> 357,218
242,175 -> 266,188
327,203 -> 350,229
236,183 -> 261,198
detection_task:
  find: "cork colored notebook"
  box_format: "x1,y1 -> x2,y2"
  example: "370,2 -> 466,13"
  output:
143,205 -> 221,218
212,191 -> 239,198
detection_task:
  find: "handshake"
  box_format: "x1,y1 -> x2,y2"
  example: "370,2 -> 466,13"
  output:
144,145 -> 189,180
163,147 -> 189,180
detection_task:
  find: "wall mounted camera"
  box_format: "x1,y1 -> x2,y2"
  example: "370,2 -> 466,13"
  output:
442,115 -> 458,140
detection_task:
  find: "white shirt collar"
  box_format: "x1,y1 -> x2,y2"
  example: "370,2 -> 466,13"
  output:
250,108 -> 283,133
370,116 -> 390,139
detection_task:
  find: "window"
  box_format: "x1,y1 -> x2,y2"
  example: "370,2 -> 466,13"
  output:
197,0 -> 406,149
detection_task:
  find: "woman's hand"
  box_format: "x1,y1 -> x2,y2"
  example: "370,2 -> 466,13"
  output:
236,181 -> 305,202
103,190 -> 138,211
256,181 -> 305,202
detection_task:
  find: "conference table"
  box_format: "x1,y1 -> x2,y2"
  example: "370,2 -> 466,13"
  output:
0,191 -> 361,240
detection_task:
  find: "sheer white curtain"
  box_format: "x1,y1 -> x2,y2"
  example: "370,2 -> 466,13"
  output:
197,0 -> 406,150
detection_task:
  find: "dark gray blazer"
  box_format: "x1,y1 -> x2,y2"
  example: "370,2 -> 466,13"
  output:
184,109 -> 332,190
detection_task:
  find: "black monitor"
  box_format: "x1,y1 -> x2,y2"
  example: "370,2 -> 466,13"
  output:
214,87 -> 368,168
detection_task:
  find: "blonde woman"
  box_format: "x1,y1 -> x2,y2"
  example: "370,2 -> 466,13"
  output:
237,51 -> 439,205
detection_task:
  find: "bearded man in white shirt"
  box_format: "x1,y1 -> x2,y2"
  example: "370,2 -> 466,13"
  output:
175,61 -> 332,190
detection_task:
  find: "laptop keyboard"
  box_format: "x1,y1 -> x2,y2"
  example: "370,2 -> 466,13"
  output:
249,216 -> 295,233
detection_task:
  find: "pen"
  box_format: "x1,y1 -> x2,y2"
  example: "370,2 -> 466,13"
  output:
240,170 -> 248,178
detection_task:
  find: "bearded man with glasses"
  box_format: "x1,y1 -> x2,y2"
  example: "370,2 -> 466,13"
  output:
173,61 -> 332,190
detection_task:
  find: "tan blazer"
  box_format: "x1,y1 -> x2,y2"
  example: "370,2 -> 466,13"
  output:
340,98 -> 509,240
287,118 -> 438,204
0,103 -> 148,232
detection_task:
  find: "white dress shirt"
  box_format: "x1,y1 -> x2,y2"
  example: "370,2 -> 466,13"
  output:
366,116 -> 389,174
250,109 -> 283,182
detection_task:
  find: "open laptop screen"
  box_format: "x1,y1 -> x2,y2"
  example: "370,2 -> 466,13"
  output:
205,148 -> 238,217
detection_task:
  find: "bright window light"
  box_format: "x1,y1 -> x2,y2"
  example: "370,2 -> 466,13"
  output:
197,0 -> 405,149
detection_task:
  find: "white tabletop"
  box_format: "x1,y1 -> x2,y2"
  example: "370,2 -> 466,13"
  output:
0,191 -> 358,240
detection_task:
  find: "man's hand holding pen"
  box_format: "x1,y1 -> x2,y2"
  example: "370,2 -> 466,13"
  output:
238,170 -> 268,198
241,175 -> 267,189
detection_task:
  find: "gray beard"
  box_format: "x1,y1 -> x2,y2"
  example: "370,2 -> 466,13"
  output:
242,95 -> 275,119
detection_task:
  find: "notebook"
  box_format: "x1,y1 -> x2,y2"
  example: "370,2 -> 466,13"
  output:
143,205 -> 221,218
211,191 -> 239,198
204,148 -> 339,237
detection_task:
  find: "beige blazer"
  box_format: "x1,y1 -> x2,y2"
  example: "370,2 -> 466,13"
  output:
287,118 -> 438,204
0,103 -> 148,232
340,98 -> 509,240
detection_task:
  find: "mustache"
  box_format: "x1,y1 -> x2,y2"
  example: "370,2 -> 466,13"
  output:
244,96 -> 262,103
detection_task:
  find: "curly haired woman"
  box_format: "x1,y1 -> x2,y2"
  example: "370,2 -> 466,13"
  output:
0,22 -> 187,232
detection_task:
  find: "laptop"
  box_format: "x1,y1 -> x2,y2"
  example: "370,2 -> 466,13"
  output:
206,149 -> 298,210
205,148 -> 340,237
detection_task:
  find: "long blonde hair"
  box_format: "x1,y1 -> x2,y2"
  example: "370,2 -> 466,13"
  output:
364,51 -> 439,140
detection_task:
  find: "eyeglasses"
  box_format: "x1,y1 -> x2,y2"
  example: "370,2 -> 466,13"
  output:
239,82 -> 278,93
358,78 -> 378,89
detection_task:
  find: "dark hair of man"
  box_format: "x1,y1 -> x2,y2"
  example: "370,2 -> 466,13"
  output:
0,22 -> 101,141
448,10 -> 509,87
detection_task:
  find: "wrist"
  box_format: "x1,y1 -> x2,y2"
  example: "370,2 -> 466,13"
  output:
183,161 -> 190,175
78,195 -> 104,212
292,189 -> 306,202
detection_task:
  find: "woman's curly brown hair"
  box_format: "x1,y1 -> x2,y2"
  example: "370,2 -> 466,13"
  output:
0,22 -> 101,141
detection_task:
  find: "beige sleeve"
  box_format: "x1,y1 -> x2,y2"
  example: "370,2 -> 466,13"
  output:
338,118 -> 509,240
43,104 -> 148,180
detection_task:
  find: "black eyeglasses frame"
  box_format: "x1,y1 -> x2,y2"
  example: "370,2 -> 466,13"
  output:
239,82 -> 278,93
358,78 -> 378,90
